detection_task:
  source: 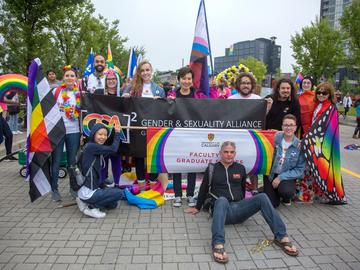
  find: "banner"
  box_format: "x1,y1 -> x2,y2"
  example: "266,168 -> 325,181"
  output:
146,128 -> 275,174
81,95 -> 267,157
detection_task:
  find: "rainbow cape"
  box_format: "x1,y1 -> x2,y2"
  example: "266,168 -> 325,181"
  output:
0,74 -> 28,100
302,105 -> 346,204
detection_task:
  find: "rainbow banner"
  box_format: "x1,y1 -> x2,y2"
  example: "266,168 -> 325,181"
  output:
147,128 -> 275,174
0,74 -> 28,100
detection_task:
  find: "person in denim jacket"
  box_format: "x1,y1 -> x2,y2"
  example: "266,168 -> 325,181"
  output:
264,114 -> 305,207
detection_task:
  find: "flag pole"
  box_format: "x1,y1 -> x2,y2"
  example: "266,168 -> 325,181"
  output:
202,0 -> 213,75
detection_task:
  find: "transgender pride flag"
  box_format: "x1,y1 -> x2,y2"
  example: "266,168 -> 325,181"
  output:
190,0 -> 210,96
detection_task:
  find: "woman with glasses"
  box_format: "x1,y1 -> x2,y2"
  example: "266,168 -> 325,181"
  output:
98,69 -> 123,187
264,114 -> 305,207
312,82 -> 336,123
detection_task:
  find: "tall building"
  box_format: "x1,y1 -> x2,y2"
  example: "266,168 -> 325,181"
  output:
320,0 -> 352,29
320,0 -> 358,88
214,37 -> 281,76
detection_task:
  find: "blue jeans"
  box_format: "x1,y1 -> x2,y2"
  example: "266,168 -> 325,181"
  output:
83,188 -> 125,209
51,132 -> 80,191
211,193 -> 287,247
8,114 -> 18,132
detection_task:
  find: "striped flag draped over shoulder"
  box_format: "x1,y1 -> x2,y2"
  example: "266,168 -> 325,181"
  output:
27,58 -> 65,202
190,0 -> 210,96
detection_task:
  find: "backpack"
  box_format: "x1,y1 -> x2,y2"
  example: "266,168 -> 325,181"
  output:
68,148 -> 96,191
202,163 -> 217,215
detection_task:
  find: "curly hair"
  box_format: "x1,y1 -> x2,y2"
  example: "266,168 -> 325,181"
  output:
272,78 -> 297,101
235,72 -> 257,93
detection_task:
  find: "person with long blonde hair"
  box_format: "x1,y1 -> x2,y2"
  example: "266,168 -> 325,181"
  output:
122,60 -> 165,189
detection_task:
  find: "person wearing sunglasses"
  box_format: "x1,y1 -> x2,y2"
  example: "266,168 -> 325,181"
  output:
264,114 -> 305,207
312,82 -> 336,124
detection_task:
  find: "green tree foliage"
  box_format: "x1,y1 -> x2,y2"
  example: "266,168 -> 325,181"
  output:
0,0 -> 136,77
238,56 -> 267,84
290,17 -> 344,84
340,0 -> 360,79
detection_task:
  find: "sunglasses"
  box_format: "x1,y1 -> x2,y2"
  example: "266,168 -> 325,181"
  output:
317,91 -> 329,96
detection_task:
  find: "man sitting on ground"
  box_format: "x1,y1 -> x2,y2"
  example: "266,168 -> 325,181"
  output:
185,141 -> 298,264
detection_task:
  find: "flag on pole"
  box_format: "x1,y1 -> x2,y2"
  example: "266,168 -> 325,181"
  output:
27,58 -> 65,202
84,48 -> 94,77
127,48 -> 137,78
137,53 -> 143,65
107,43 -> 114,69
295,72 -> 303,92
190,0 -> 210,96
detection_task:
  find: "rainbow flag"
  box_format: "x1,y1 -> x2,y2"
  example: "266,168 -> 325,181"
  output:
0,74 -> 28,101
295,72 -> 303,92
190,0 -> 210,96
302,105 -> 346,204
107,43 -> 114,69
27,58 -> 65,202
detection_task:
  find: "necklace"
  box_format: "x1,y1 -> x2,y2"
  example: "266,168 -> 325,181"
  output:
60,83 -> 81,120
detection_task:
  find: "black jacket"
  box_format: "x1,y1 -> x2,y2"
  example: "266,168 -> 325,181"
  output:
81,123 -> 121,190
195,162 -> 247,210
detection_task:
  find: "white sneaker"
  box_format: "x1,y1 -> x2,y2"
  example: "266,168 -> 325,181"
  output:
173,197 -> 182,207
12,131 -> 19,135
83,207 -> 106,218
17,131 -> 23,134
76,197 -> 87,212
187,196 -> 196,207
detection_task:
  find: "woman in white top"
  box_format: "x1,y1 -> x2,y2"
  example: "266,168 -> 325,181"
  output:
122,60 -> 165,189
51,67 -> 81,202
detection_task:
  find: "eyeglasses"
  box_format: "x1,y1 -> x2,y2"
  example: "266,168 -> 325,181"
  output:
302,81 -> 312,85
282,124 -> 296,128
106,78 -> 117,81
317,91 -> 329,96
240,82 -> 251,86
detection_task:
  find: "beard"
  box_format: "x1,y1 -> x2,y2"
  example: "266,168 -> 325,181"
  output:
239,88 -> 251,96
95,65 -> 105,72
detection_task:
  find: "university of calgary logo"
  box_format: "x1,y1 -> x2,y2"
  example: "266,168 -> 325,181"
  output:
208,133 -> 214,141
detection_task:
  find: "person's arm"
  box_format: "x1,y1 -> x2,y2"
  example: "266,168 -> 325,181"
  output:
86,131 -> 122,156
122,85 -> 132,97
278,151 -> 306,181
241,166 -> 247,199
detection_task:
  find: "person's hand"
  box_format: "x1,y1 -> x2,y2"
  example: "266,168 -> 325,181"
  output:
167,95 -> 176,100
114,125 -> 121,133
80,135 -> 84,146
264,97 -> 273,113
153,96 -> 161,99
184,207 -> 199,215
122,93 -> 130,98
272,177 -> 280,189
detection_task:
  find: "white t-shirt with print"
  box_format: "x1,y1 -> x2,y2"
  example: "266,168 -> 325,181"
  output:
54,89 -> 80,134
141,83 -> 154,98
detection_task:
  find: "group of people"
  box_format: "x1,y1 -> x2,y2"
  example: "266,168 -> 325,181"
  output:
37,54 -> 349,264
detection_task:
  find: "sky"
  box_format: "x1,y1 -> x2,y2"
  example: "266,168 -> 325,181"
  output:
92,0 -> 321,73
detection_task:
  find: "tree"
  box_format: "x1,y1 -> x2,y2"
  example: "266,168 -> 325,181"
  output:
0,0 -> 81,73
238,57 -> 267,84
291,17 -> 344,84
340,0 -> 360,80
339,77 -> 351,93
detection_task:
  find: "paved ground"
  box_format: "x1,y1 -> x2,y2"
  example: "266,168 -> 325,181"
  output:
0,125 -> 359,270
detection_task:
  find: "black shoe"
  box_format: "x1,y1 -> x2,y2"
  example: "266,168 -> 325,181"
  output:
4,156 -> 18,161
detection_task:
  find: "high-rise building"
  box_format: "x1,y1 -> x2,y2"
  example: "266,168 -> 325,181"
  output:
214,37 -> 281,76
320,0 -> 352,29
320,0 -> 358,88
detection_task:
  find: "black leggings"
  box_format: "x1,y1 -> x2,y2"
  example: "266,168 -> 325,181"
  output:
263,175 -> 296,208
354,117 -> 360,136
134,157 -> 157,181
0,114 -> 13,155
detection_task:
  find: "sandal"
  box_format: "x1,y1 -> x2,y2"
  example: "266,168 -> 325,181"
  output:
212,246 -> 229,264
273,239 -> 299,257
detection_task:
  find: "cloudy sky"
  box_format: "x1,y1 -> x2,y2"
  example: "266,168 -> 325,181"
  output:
93,0 -> 321,73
